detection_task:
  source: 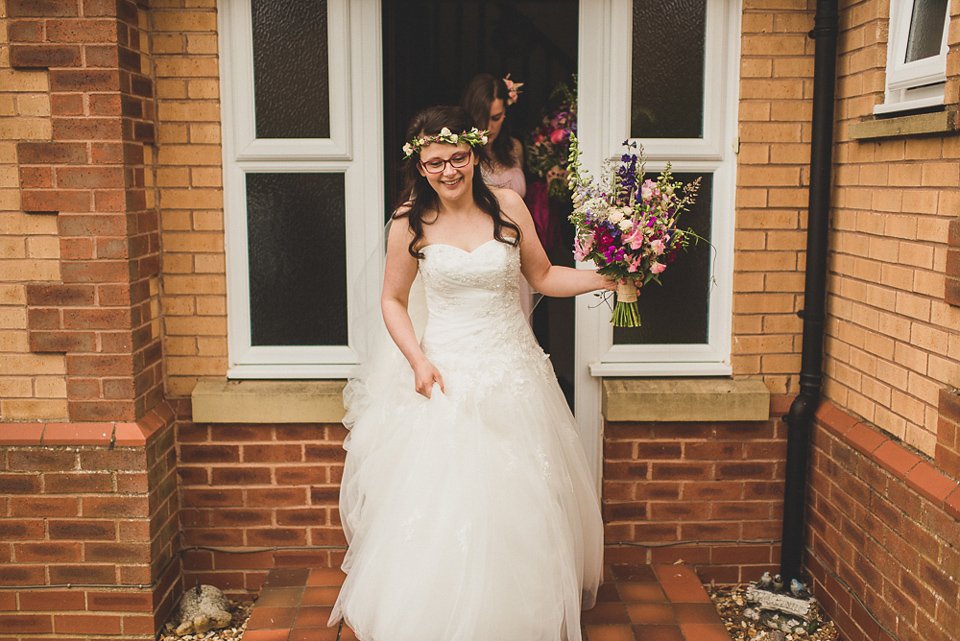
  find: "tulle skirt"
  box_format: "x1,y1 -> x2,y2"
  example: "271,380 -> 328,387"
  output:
329,347 -> 603,641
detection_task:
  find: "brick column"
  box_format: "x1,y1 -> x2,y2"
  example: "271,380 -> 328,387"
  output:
10,0 -> 161,423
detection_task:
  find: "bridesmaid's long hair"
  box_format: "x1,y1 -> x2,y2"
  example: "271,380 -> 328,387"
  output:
461,73 -> 517,169
396,105 -> 520,259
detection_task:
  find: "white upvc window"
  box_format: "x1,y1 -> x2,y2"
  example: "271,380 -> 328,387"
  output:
578,0 -> 738,377
877,0 -> 951,114
219,0 -> 383,378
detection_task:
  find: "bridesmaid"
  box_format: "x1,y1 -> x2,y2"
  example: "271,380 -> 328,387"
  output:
462,73 -> 526,197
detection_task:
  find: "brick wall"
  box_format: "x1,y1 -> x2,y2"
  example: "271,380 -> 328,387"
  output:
733,0 -> 814,395
825,0 -> 960,456
807,401 -> 960,641
0,9 -> 68,420
176,408 -> 347,594
0,403 -> 181,639
151,1 -> 227,398
7,0 -> 163,423
602,396 -> 791,584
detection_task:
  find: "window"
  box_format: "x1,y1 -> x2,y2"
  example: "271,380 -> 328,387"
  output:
877,0 -> 951,114
580,0 -> 736,376
219,0 -> 383,378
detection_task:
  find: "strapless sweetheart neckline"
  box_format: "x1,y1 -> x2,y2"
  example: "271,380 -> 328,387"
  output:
420,238 -> 504,254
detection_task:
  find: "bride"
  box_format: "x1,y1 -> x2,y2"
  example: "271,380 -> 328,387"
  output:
328,105 -> 614,641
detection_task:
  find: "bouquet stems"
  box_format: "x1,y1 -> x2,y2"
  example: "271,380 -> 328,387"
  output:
612,281 -> 641,327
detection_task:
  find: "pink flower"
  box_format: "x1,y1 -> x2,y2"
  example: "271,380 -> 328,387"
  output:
640,179 -> 656,202
627,254 -> 644,273
650,261 -> 666,274
574,235 -> 593,261
622,226 -> 645,250
650,238 -> 666,255
550,128 -> 567,144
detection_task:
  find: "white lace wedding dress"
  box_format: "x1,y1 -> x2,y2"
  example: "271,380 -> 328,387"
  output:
329,239 -> 603,641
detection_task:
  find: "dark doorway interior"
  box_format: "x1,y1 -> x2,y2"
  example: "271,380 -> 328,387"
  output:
383,0 -> 580,409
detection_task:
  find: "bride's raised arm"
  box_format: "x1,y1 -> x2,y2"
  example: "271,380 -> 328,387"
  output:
381,215 -> 444,397
497,189 -> 615,297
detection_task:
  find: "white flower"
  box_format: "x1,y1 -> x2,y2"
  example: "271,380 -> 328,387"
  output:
451,134 -> 459,144
439,127 -> 453,137
402,143 -> 413,156
481,134 -> 489,144
618,219 -> 633,232
608,210 -> 624,223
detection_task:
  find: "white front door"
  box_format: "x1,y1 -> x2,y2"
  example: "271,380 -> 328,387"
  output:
575,0 -> 740,489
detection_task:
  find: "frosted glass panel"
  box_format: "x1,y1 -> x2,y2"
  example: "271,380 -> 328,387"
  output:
613,173 -> 712,345
251,0 -> 330,138
631,0 -> 705,138
904,0 -> 948,62
246,173 -> 346,346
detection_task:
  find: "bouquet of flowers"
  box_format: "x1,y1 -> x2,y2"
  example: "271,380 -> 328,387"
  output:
567,136 -> 701,327
526,80 -> 577,200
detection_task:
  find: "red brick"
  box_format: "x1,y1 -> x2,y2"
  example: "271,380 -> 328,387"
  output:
18,590 -> 86,611
84,542 -> 148,564
0,614 -> 53,634
82,495 -> 148,518
49,564 -> 116,585
0,473 -> 42,493
8,19 -> 43,41
0,565 -> 46,586
53,116 -> 123,140
14,541 -> 83,562
181,489 -> 244,507
30,330 -> 97,353
243,443 -> 303,463
43,471 -> 112,493
10,496 -> 79,517
179,444 -> 240,464
54,614 -> 122,635
20,165 -> 54,188
67,353 -> 134,376
9,44 -> 82,67
7,450 -> 77,471
45,18 -> 118,43
247,527 -> 307,547
26,283 -> 97,307
210,467 -> 272,485
56,166 -> 125,189
21,190 -> 91,213
0,519 -> 45,539
62,307 -> 132,329
247,487 -> 306,506
85,44 -> 120,69
874,441 -> 922,479
52,92 -> 85,115
17,141 -> 87,164
304,444 -> 347,462
49,519 -> 116,540
0,424 -> 45,446
43,422 -> 113,446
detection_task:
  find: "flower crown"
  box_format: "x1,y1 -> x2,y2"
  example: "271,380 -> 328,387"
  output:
503,74 -> 523,105
402,126 -> 489,159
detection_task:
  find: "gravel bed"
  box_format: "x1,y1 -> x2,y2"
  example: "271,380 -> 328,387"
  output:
158,600 -> 253,641
708,583 -> 842,641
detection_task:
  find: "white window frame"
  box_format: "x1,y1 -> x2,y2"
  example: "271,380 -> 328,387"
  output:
876,0 -> 951,114
578,0 -> 737,379
219,0 -> 384,379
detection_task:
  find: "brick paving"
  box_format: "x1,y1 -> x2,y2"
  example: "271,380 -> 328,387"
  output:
242,564 -> 730,641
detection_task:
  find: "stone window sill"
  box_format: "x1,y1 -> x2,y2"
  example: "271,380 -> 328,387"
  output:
602,378 -> 771,422
191,380 -> 346,424
847,108 -> 957,141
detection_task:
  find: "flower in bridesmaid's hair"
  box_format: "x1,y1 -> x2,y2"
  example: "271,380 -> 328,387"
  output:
503,74 -> 523,105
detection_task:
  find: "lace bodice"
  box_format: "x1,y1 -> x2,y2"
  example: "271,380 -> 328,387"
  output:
418,240 -> 550,395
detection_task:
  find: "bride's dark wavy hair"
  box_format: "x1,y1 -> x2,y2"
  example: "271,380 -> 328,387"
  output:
395,105 -> 520,259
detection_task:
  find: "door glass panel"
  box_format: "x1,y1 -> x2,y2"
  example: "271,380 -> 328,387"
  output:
904,0 -> 948,62
251,0 -> 330,138
630,0 -> 706,138
246,172 -> 346,346
613,172 -> 712,345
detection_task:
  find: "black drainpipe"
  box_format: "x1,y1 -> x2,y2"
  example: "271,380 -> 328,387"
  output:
780,0 -> 839,584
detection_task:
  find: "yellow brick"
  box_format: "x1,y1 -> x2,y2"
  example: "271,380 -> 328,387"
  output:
196,296 -> 226,316
765,272 -> 804,292
191,167 -> 222,187
0,377 -> 33,397
34,376 -> 67,398
189,123 -> 221,143
734,189 -> 768,209
0,70 -> 49,92
767,188 -> 807,207
0,95 -> 17,116
167,376 -> 198,397
3,353 -> 66,375
895,291 -> 931,321
741,59 -> 773,78
879,263 -> 913,290
16,94 -> 51,117
187,78 -> 220,100
155,57 -> 220,78
769,144 -> 808,164
873,405 -> 906,440
735,251 -> 797,271
164,315 -> 226,336
153,11 -> 218,32
161,188 -> 223,210
921,162 -> 960,187
739,121 -> 804,143
0,260 -> 59,282
0,284 -> 26,305
900,189 -> 938,215
877,312 -> 910,341
197,336 -> 227,356
760,353 -> 801,373
186,34 -> 219,55
928,354 -> 960,387
861,376 -> 892,406
904,424 -> 935,457
158,167 -> 190,187
730,353 -> 761,375
0,213 -> 59,235
157,145 -> 222,166
165,336 -> 199,356
893,341 -> 927,372
2,398 -> 68,420
0,166 -> 20,188
161,210 -> 193,231
165,355 -> 227,376
741,34 -> 807,57
0,117 -> 51,140
163,253 -> 194,273
163,231 -> 224,253
734,272 -> 764,292
156,78 -> 188,100
158,101 -> 221,122
26,236 -> 60,259
153,34 -> 186,54
907,371 -> 940,406
0,307 -> 27,329
0,237 -> 26,258
163,274 -> 225,295
162,297 -> 197,318
194,254 -> 224,273
911,270 -> 943,298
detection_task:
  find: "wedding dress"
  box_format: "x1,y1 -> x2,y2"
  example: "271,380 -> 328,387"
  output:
329,239 -> 603,641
